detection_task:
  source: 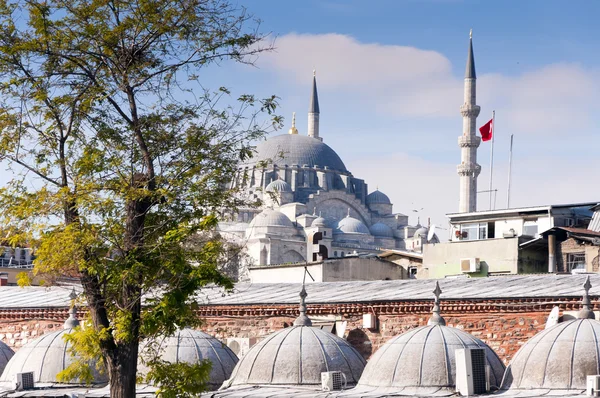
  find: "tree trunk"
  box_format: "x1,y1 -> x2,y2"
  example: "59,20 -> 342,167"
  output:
107,341 -> 139,398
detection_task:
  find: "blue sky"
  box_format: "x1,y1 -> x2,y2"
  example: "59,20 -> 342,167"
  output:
2,0 -> 599,230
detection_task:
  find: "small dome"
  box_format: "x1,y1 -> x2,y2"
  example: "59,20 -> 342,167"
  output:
502,318 -> 600,390
0,313 -> 107,385
249,209 -> 294,228
139,329 -> 238,390
225,326 -> 365,388
222,287 -> 365,389
370,222 -> 394,238
358,324 -> 505,391
366,190 -> 391,205
414,226 -> 428,238
265,179 -> 292,193
335,216 -> 370,235
312,216 -> 327,227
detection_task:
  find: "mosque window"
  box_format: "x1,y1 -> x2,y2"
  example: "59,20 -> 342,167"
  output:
341,252 -> 344,257
334,251 -> 338,257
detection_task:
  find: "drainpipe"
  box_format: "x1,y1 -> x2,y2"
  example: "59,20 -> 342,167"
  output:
548,233 -> 556,273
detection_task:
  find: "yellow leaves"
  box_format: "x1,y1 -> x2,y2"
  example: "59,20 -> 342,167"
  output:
58,322 -> 106,385
16,271 -> 31,287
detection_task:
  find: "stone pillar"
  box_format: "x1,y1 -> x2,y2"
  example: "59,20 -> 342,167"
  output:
548,233 -> 557,273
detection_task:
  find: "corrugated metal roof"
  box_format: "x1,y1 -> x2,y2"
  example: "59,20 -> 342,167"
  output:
1,274 -> 599,310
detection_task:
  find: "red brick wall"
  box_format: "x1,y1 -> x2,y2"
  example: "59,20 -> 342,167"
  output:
199,311 -> 548,365
0,319 -> 64,350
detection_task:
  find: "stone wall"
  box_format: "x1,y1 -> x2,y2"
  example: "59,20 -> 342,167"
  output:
0,319 -> 64,349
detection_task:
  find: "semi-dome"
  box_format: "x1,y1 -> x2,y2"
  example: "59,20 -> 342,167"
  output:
335,215 -> 370,235
366,190 -> 391,205
222,287 -> 365,389
0,308 -> 107,386
139,328 -> 238,391
502,277 -> 600,391
370,222 -> 394,238
356,282 -> 505,393
249,209 -> 294,228
265,179 -> 292,193
246,134 -> 348,173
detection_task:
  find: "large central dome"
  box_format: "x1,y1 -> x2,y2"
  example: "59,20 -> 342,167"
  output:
248,134 -> 348,173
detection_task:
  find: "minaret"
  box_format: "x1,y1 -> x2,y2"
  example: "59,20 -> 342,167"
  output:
457,29 -> 481,213
308,70 -> 321,141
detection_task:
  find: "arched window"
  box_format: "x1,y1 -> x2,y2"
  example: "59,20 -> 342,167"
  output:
341,251 -> 345,257
334,251 -> 338,257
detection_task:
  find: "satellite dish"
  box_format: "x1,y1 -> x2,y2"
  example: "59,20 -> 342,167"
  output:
545,306 -> 560,329
427,225 -> 436,242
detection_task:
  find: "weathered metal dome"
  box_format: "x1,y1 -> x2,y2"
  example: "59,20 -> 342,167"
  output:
356,282 -> 505,393
335,216 -> 370,235
249,209 -> 294,228
370,222 -> 394,238
265,179 -> 292,193
366,190 -> 391,205
246,134 -> 348,173
502,276 -> 600,391
138,328 -> 238,391
0,341 -> 13,377
0,309 -> 107,386
221,286 -> 365,388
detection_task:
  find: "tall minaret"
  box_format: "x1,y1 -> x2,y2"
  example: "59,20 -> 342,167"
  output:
457,30 -> 481,213
308,70 -> 321,141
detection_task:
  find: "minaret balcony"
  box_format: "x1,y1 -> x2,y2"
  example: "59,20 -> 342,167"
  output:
457,163 -> 481,177
460,104 -> 481,117
458,135 -> 482,148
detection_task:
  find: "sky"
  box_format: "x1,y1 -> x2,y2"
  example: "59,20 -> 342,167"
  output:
2,0 -> 599,232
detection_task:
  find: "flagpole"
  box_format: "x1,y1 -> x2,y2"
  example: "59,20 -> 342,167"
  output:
507,134 -> 514,208
488,110 -> 495,210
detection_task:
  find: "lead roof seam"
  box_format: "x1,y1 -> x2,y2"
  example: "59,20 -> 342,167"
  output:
44,331 -> 65,383
567,320 -> 585,389
437,326 -> 452,386
199,331 -> 228,380
368,335 -> 397,387
388,327 -> 425,387
593,322 -> 600,378
313,327 -> 360,382
539,320 -> 576,389
305,327 -> 328,378
267,326 -> 296,384
229,328 -> 279,383
417,326 -> 436,387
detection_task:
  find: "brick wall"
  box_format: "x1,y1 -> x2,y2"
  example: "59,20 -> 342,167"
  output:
199,310 -> 548,365
0,319 -> 64,350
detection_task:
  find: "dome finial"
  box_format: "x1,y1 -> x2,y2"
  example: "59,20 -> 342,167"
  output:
293,284 -> 312,326
288,112 -> 299,135
64,289 -> 80,329
428,281 -> 446,326
347,208 -> 350,218
577,276 -> 595,319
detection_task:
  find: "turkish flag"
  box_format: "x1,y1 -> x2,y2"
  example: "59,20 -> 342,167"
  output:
479,119 -> 493,142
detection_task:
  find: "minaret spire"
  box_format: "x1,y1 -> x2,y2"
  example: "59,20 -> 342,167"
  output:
308,70 -> 321,141
457,29 -> 481,213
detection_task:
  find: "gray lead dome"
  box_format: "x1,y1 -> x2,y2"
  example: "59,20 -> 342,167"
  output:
357,324 -> 505,391
224,325 -> 366,387
247,134 -> 348,173
139,329 -> 238,391
501,318 -> 600,390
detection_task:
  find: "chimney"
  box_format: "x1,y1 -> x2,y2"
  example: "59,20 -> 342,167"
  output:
0,273 -> 8,286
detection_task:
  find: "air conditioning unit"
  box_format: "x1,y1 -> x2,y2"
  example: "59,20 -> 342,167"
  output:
460,258 -> 480,273
587,375 -> 600,397
455,348 -> 488,396
503,228 -> 517,238
14,372 -> 34,391
321,371 -> 347,391
226,337 -> 258,358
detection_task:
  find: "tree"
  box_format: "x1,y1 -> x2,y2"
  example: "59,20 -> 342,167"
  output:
0,0 -> 279,396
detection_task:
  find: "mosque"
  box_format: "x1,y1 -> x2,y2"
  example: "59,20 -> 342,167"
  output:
219,73 -> 436,274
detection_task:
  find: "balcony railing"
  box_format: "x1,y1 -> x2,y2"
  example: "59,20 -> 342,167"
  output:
0,258 -> 34,269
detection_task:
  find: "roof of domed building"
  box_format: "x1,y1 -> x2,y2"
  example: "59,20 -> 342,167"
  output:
0,307 -> 107,386
246,134 -> 348,173
370,222 -> 394,238
249,209 -> 294,228
139,328 -> 238,391
501,277 -> 600,391
335,215 -> 370,235
312,215 -> 327,227
414,226 -> 428,238
366,189 -> 391,205
355,282 -> 505,393
221,287 -> 365,389
265,179 -> 292,193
